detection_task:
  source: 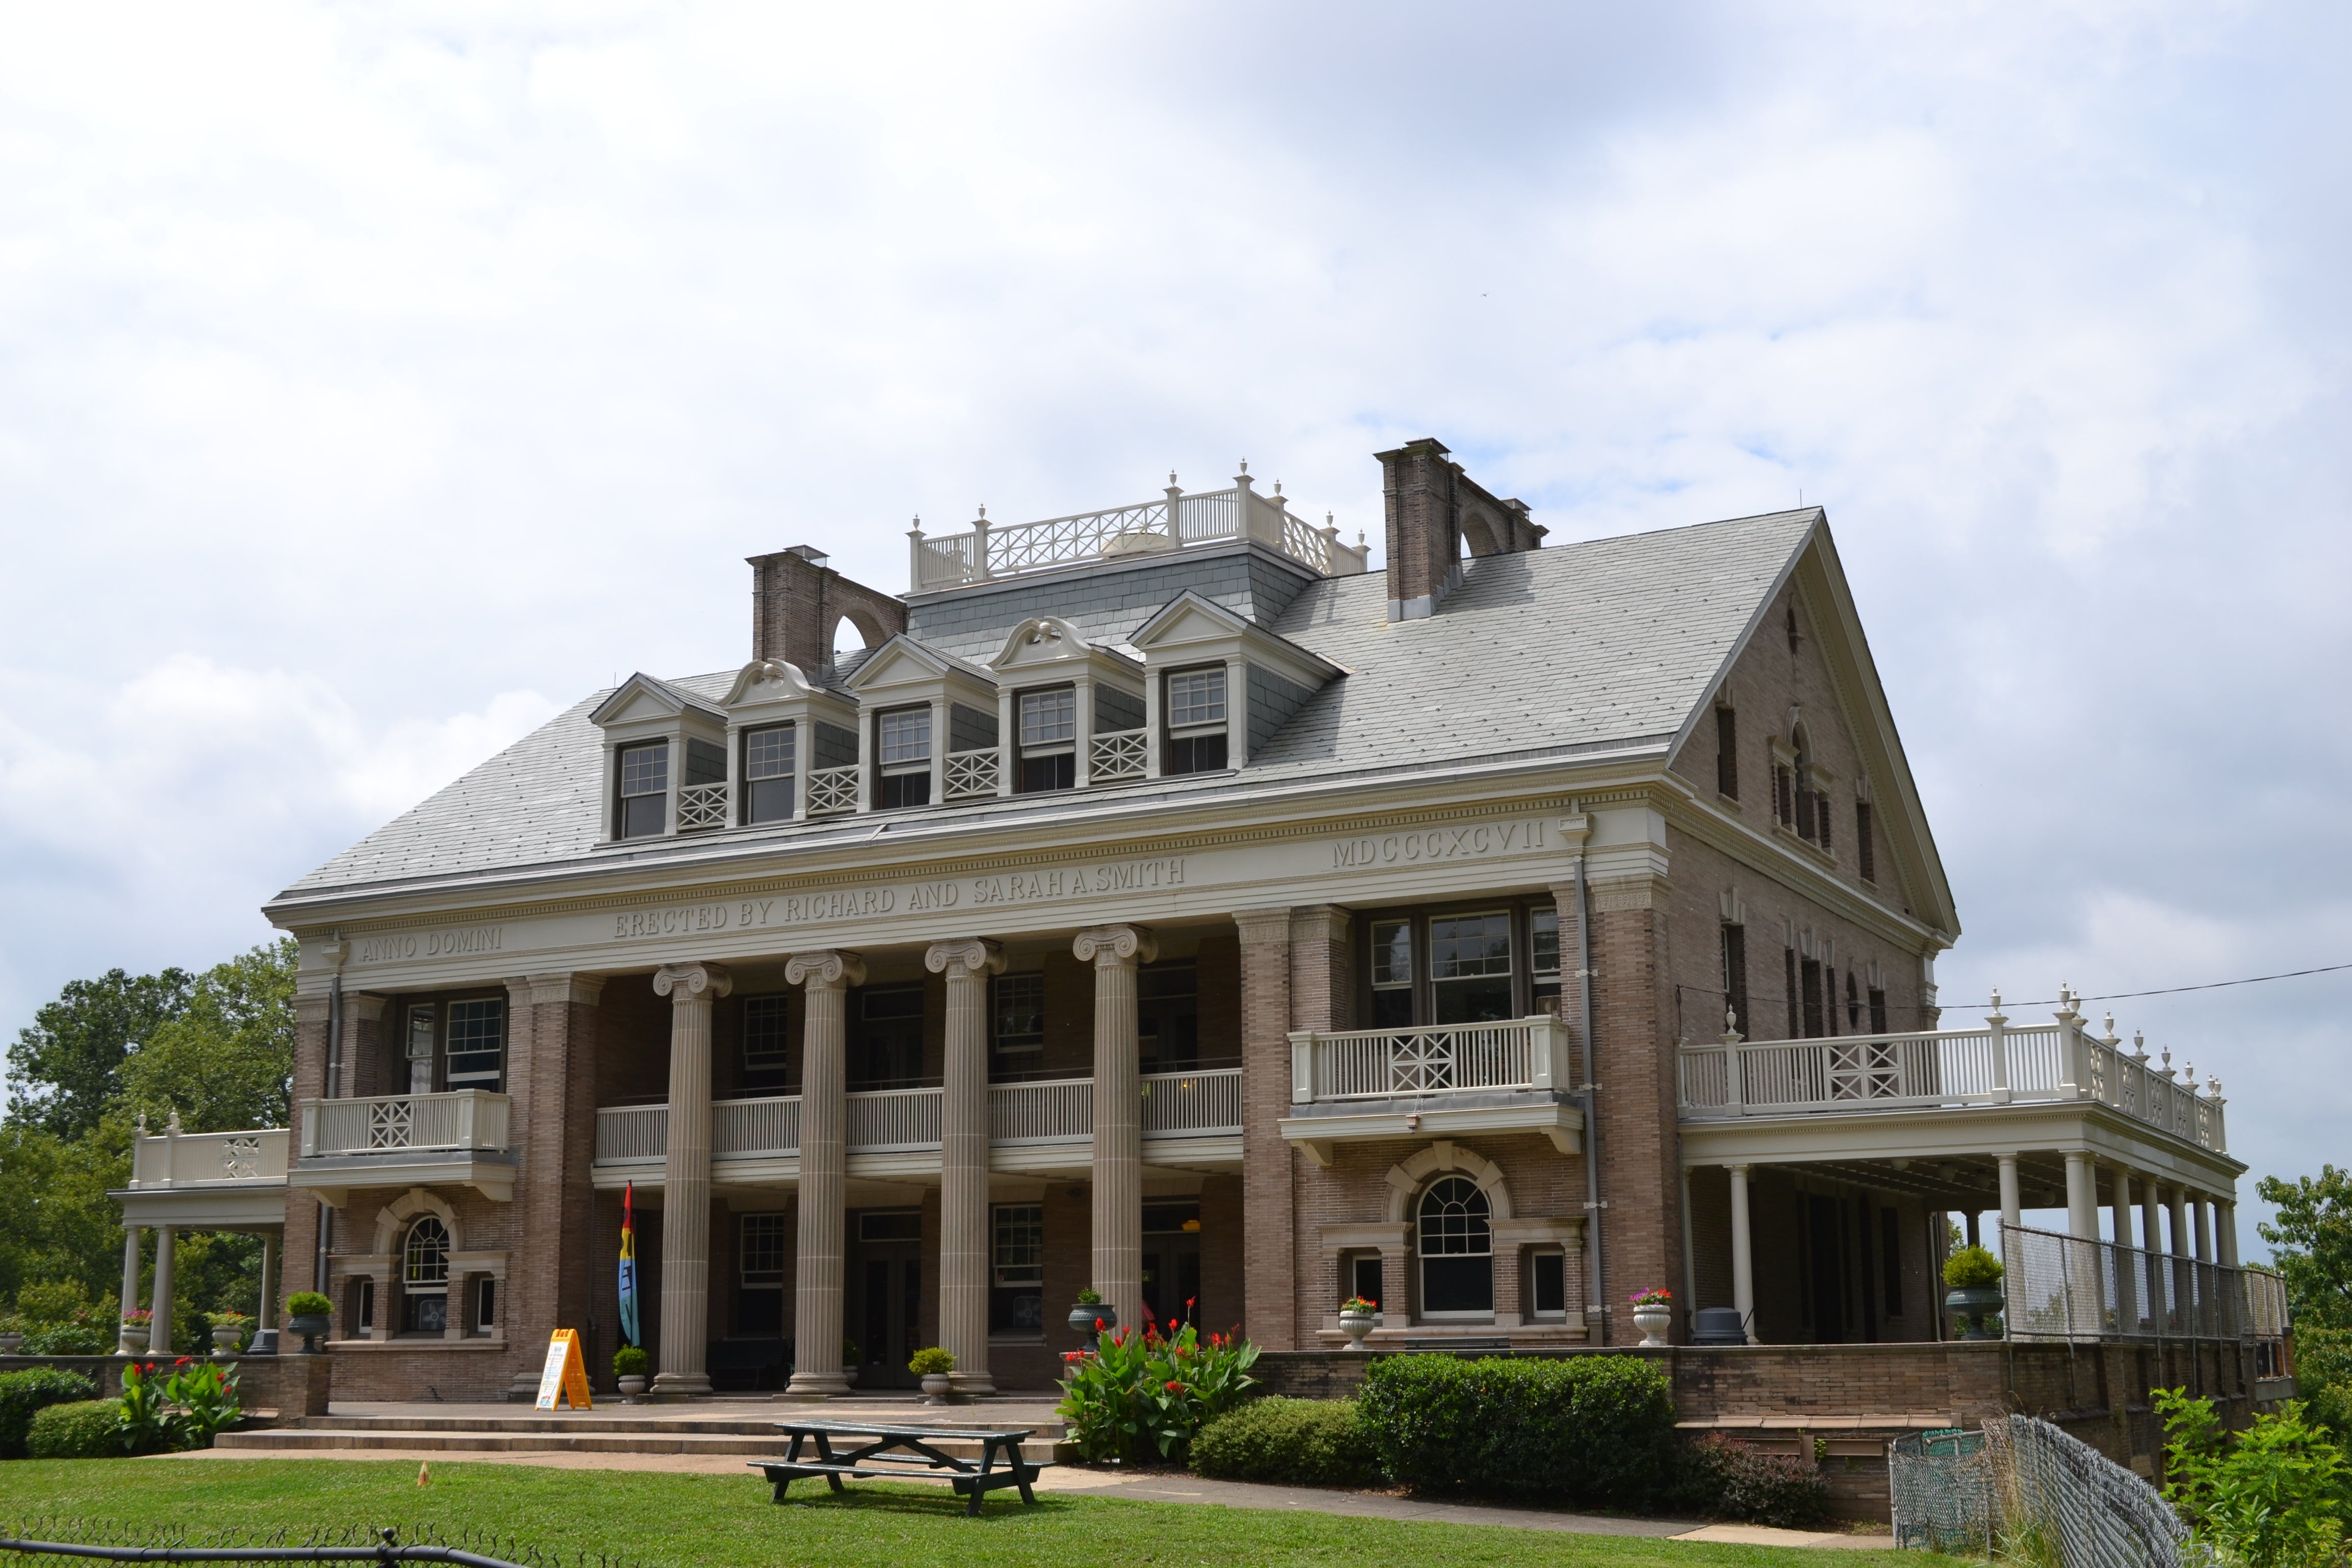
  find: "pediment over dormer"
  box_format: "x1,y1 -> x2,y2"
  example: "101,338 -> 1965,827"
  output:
1130,591 -> 1341,693
990,616 -> 1140,677
721,658 -> 821,709
590,673 -> 723,730
841,634 -> 995,700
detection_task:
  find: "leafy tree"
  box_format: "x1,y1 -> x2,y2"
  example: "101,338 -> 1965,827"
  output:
118,941 -> 296,1132
2260,1167 -> 2352,1331
2157,1387 -> 2351,1568
6,967 -> 192,1136
0,1120 -> 130,1307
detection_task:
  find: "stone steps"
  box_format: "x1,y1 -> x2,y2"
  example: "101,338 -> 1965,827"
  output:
219,1409 -> 1067,1459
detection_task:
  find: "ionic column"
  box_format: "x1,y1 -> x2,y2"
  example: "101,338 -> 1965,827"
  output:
2170,1186 -> 2191,1258
2143,1181 -> 2169,1326
2112,1166 -> 2139,1330
1076,924 -> 1156,1331
2194,1195 -> 2214,1264
258,1234 -> 277,1334
2064,1151 -> 2097,1240
1727,1164 -> 1756,1343
650,961 -> 732,1396
2216,1200 -> 2240,1268
927,938 -> 1005,1395
117,1228 -> 145,1355
148,1226 -> 177,1355
786,949 -> 865,1399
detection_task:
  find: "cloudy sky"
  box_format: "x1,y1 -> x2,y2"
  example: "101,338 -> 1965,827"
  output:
2,3 -> 2345,1250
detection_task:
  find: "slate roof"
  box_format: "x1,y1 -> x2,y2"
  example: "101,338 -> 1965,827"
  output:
278,508 -> 1819,901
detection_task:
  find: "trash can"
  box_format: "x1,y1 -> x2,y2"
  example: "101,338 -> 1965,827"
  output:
1689,1307 -> 1748,1345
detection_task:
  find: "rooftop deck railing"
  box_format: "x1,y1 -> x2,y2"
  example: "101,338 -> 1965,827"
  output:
908,472 -> 1369,593
128,1121 -> 289,1186
1675,989 -> 2227,1153
1289,1016 -> 1574,1104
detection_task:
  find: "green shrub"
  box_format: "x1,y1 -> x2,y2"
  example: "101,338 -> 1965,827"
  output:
1058,1324 -> 1258,1466
2158,1388 -> 2350,1568
613,1345 -> 649,1378
1190,1398 -> 1379,1488
908,1346 -> 955,1377
1358,1354 -> 1677,1508
1672,1433 -> 1829,1527
1943,1245 -> 2003,1287
19,1324 -> 104,1356
284,1292 -> 332,1318
27,1401 -> 125,1460
0,1368 -> 99,1458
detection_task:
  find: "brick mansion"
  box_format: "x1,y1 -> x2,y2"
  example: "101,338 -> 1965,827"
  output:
114,439 -> 2251,1425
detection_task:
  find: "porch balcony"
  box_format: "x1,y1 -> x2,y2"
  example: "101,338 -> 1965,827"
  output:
590,1066 -> 1244,1186
1675,998 -> 2227,1155
114,1121 -> 289,1229
290,1090 -> 515,1205
1279,1016 -> 1583,1165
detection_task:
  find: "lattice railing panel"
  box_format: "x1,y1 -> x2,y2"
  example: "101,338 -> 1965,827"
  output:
1091,730 -> 1146,780
944,749 -> 998,799
675,783 -> 727,832
805,766 -> 860,816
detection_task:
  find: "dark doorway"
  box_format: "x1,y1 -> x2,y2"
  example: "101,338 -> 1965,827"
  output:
850,1212 -> 923,1387
1807,1195 -> 1847,1342
1141,1200 -> 1202,1331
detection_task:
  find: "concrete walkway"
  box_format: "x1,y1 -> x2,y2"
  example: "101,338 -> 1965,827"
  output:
167,1444 -> 1894,1549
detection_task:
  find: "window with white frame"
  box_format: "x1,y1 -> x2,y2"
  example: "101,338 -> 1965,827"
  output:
738,1212 -> 786,1335
1429,912 -> 1513,1024
742,994 -> 790,1088
1416,1177 -> 1493,1316
1163,668 -> 1228,775
876,708 -> 932,810
743,723 -> 794,825
616,741 -> 668,839
405,1003 -> 436,1094
991,1203 -> 1044,1336
1016,687 -> 1076,793
402,1215 -> 451,1334
1369,919 -> 1413,1028
991,973 -> 1044,1067
443,998 -> 504,1092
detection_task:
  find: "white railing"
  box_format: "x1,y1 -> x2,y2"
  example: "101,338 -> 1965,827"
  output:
301,1091 -> 509,1158
991,1078 -> 1092,1144
805,766 -> 859,816
129,1124 -> 289,1186
944,749 -> 998,800
675,782 -> 728,832
1675,992 -> 2228,1153
908,475 -> 1368,593
717,1095 -> 802,1158
1289,1017 -> 1574,1104
1143,1068 -> 1243,1134
1091,729 -> 1146,781
849,1087 -> 943,1151
596,1105 -> 668,1162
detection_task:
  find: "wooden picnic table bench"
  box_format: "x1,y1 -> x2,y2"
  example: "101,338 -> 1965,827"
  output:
750,1420 -> 1051,1515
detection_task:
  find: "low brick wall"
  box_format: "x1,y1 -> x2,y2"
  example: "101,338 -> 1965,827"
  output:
0,1354 -> 332,1422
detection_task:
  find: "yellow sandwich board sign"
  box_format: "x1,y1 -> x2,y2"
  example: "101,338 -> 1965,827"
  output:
535,1328 -> 593,1410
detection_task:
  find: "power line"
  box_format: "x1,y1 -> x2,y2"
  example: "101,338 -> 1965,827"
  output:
1934,960 -> 2352,1013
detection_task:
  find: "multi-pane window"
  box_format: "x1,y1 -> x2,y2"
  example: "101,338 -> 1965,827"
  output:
1163,668 -> 1229,775
405,1004 -> 436,1094
617,742 -> 668,838
877,709 -> 932,809
744,724 -> 794,825
1429,912 -> 1513,1024
1715,706 -> 1738,798
992,974 -> 1044,1066
402,1216 -> 450,1335
1017,688 -> 1076,793
444,998 -> 504,1092
742,995 -> 790,1085
1417,1177 -> 1493,1316
739,1212 -> 787,1335
472,1277 -> 496,1337
1138,961 -> 1198,1071
990,1203 -> 1044,1336
1369,919 -> 1413,1028
853,985 -> 924,1088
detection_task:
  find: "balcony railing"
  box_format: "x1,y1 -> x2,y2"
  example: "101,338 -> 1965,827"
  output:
300,1091 -> 510,1158
805,766 -> 860,816
129,1123 -> 289,1186
593,1068 -> 1244,1164
1675,993 -> 2228,1152
1091,729 -> 1146,781
908,475 -> 1370,593
944,748 -> 997,800
676,782 -> 728,832
1289,1016 -> 1574,1104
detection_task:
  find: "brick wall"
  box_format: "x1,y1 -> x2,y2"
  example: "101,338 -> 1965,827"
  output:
749,548 -> 907,670
1237,910 -> 1294,1348
1586,879 -> 1683,1343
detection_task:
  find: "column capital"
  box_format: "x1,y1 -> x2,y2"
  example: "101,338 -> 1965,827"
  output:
1232,909 -> 1291,944
925,938 -> 1007,978
654,962 -> 733,1001
516,972 -> 607,1007
346,992 -> 390,1023
1725,1162 -> 1752,1177
786,949 -> 867,991
1288,905 -> 1353,945
1074,924 -> 1157,968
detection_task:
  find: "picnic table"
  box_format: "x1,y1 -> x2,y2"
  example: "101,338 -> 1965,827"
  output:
750,1419 -> 1050,1515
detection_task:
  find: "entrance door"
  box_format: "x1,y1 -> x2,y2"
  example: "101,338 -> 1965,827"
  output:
1807,1195 -> 1847,1343
1141,1199 -> 1204,1332
851,1240 -> 923,1388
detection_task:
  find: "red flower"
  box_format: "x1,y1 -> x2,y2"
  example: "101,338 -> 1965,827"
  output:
1094,1317 -> 1105,1332
1186,1297 -> 1196,1310
1164,1380 -> 1183,1392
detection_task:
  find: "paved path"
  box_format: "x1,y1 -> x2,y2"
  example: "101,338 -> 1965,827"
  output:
166,1446 -> 1893,1549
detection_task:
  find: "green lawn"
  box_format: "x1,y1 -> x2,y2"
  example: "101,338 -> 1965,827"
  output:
0,1460 -> 1956,1568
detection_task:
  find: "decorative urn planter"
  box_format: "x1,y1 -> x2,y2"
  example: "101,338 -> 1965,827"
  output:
1946,1286 -> 2004,1339
616,1374 -> 648,1400
1633,1303 -> 1674,1348
211,1325 -> 243,1357
287,1313 -> 331,1354
117,1324 -> 147,1356
920,1372 -> 953,1403
1337,1312 -> 1376,1350
843,1364 -> 861,1387
1068,1303 -> 1116,1338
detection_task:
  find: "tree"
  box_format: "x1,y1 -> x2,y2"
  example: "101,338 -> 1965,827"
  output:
6,966 -> 192,1136
2259,1167 -> 2352,1332
117,940 -> 296,1132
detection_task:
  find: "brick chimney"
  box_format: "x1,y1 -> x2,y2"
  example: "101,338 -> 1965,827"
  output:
1376,438 -> 1545,621
747,545 -> 909,670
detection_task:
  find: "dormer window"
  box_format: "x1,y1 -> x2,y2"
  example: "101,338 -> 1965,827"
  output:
876,707 -> 933,809
1163,668 -> 1229,775
1017,687 -> 1077,793
616,742 -> 668,838
743,723 -> 794,825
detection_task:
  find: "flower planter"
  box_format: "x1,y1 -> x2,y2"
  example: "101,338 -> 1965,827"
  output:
1946,1285 -> 2005,1340
1068,1303 -> 1116,1337
1632,1304 -> 1674,1347
920,1372 -> 953,1403
287,1313 -> 331,1354
616,1375 -> 647,1400
211,1325 -> 244,1358
1338,1312 -> 1375,1350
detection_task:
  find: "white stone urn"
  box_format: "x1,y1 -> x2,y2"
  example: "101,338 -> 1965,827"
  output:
920,1372 -> 953,1403
211,1324 -> 246,1357
616,1374 -> 648,1400
1338,1311 -> 1376,1350
1632,1301 -> 1674,1348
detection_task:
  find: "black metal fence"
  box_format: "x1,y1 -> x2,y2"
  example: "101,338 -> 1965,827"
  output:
0,1524 -> 639,1568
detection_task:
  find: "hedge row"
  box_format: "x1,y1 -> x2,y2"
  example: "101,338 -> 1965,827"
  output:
28,1401 -> 124,1460
1356,1354 -> 1679,1508
1190,1398 -> 1379,1488
0,1369 -> 99,1459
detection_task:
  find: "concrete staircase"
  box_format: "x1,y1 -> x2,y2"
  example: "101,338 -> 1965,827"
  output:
218,1404 -> 1067,1460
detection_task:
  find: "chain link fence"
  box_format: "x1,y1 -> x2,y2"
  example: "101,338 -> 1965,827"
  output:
2000,1222 -> 2284,1360
1893,1417 -> 2195,1567
0,1522 -> 642,1568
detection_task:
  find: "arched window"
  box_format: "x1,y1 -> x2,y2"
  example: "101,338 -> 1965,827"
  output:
1416,1176 -> 1493,1316
401,1215 -> 451,1335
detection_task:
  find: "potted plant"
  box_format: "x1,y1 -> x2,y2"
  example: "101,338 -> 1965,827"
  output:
1068,1287 -> 1116,1337
1630,1287 -> 1675,1346
613,1344 -> 650,1400
1944,1245 -> 2005,1339
0,1311 -> 24,1354
1337,1294 -> 1378,1349
842,1339 -> 862,1387
284,1292 -> 333,1354
210,1312 -> 253,1357
117,1306 -> 153,1355
909,1345 -> 955,1403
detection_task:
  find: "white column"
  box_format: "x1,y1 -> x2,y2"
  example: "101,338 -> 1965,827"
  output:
1076,923 -> 1156,1331
650,961 -> 732,1396
791,716 -> 814,821
2170,1186 -> 2191,1257
2112,1167 -> 2138,1330
787,949 -> 865,1398
1997,1154 -> 2022,1231
2216,1201 -> 2240,1268
2064,1151 -> 2097,1240
148,1226 -> 177,1355
258,1234 -> 277,1333
117,1227 -> 145,1354
995,688 -> 1017,798
2194,1196 -> 2213,1264
1728,1164 -> 1756,1343
1223,658 -> 1249,767
928,696 -> 949,806
1073,678 -> 1095,789
927,938 -> 1004,1395
2143,1180 -> 2169,1328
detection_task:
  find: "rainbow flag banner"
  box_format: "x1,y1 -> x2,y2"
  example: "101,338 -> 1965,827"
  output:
618,1181 -> 640,1348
